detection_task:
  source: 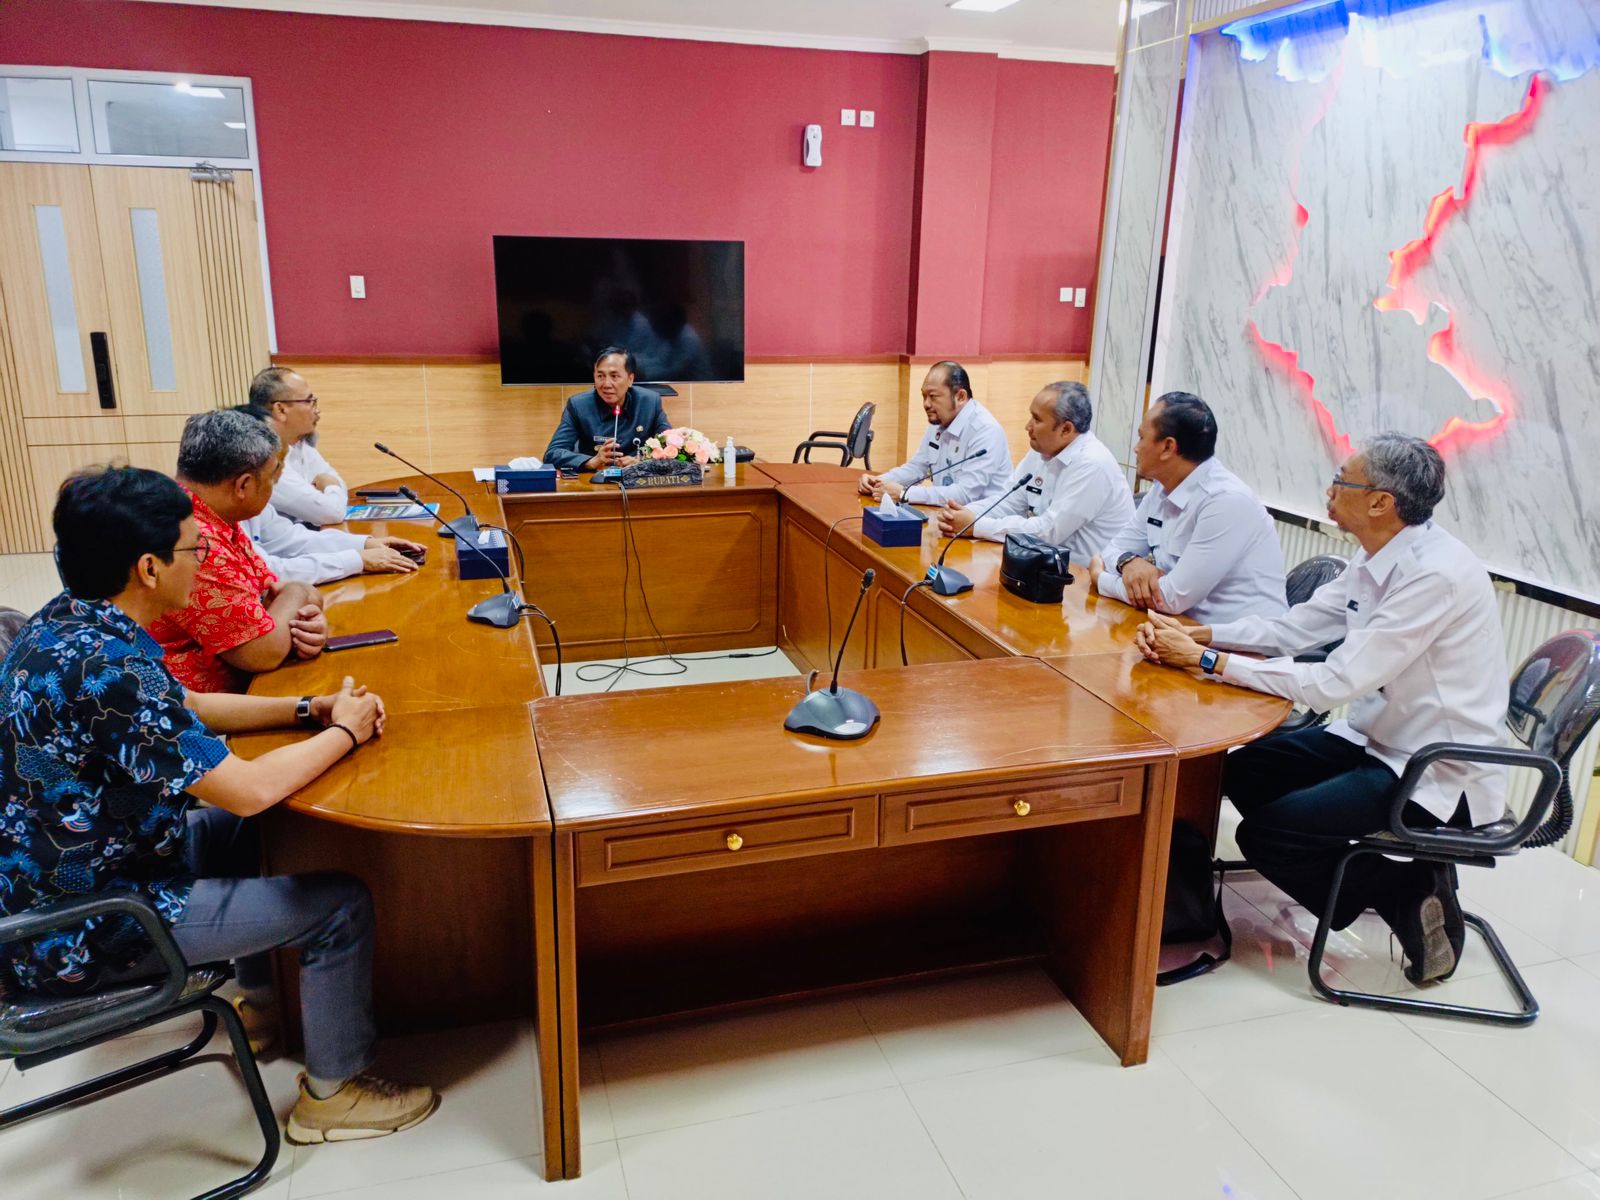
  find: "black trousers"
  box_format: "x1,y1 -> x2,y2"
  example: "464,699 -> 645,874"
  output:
1225,728 -> 1468,931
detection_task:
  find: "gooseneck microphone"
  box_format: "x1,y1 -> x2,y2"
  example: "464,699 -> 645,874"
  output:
374,442 -> 480,541
886,447 -> 990,522
926,473 -> 1034,596
784,568 -> 881,741
399,486 -> 523,628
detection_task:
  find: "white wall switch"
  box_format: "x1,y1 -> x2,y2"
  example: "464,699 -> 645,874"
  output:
1059,287 -> 1072,302
350,275 -> 366,299
860,110 -> 875,128
1074,287 -> 1087,307
841,108 -> 856,126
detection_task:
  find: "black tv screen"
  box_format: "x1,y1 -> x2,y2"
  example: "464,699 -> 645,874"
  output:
493,236 -> 745,385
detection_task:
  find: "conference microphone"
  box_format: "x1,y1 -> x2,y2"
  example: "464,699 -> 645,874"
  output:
374,442 -> 481,541
925,473 -> 1034,597
784,568 -> 881,741
886,447 -> 990,522
399,486 -> 523,628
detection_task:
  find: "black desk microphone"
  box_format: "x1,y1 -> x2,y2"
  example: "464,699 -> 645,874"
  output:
925,473 -> 1033,596
399,486 -> 522,628
375,442 -> 480,541
784,568 -> 880,740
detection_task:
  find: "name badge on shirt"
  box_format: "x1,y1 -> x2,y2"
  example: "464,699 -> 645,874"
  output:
1147,517 -> 1164,528
1025,481 -> 1043,496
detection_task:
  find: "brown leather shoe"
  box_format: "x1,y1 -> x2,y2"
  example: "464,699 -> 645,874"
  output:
285,1073 -> 440,1145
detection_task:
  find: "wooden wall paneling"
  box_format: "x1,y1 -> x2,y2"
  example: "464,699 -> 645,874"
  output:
89,167 -> 214,418
27,443 -> 126,545
23,415 -> 128,445
868,584 -> 975,668
124,442 -> 179,475
777,508 -> 877,673
0,280 -> 41,551
0,163 -> 118,421
275,362 -> 428,485
227,171 -> 272,381
686,364 -> 812,466
986,359 -> 1089,461
809,361 -> 901,472
424,364 -> 564,471
191,169 -> 271,406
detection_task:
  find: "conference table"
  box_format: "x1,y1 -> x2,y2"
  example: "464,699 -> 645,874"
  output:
231,462 -> 1288,1181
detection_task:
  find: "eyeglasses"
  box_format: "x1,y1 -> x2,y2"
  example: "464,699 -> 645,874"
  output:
1329,474 -> 1388,493
279,394 -> 319,409
173,533 -> 211,565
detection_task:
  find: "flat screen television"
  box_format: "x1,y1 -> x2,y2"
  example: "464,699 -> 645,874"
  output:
493,236 -> 745,385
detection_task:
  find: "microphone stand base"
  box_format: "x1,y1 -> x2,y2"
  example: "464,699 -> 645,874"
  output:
468,591 -> 524,629
926,566 -> 973,596
438,514 -> 482,540
783,688 -> 881,740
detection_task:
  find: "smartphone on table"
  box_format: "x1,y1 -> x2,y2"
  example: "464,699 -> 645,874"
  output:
325,629 -> 399,652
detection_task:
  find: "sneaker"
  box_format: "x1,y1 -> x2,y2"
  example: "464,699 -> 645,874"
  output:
231,995 -> 281,1059
1391,867 -> 1464,986
285,1073 -> 440,1145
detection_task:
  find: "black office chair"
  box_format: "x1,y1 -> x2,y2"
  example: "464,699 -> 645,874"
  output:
793,402 -> 875,469
1274,553 -> 1350,735
0,895 -> 280,1199
1307,628 -> 1600,1025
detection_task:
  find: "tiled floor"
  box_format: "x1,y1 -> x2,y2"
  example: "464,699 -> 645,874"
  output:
7,549 -> 1600,1197
6,828 -> 1600,1199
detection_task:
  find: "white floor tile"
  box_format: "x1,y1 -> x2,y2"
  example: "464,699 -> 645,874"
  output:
907,1043 -> 1296,1200
0,1022 -> 301,1200
1570,952 -> 1600,982
618,1086 -> 961,1200
1160,1006 -> 1585,1200
1494,1174 -> 1600,1199
579,1038 -> 617,1144
853,965 -> 1101,1083
287,1019 -> 541,1199
1457,851 -> 1600,958
549,645 -> 799,695
1152,886 -> 1359,1036
596,997 -> 897,1139
1399,960 -> 1600,1169
299,1144 -> 628,1198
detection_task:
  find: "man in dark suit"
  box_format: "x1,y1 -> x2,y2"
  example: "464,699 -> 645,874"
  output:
543,346 -> 672,472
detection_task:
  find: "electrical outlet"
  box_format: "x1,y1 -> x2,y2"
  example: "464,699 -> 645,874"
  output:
860,110 -> 875,128
1059,287 -> 1072,302
350,275 -> 366,299
1074,287 -> 1087,308
841,108 -> 856,126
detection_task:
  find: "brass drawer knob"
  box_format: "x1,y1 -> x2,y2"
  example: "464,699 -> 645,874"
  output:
1013,799 -> 1031,817
726,832 -> 744,851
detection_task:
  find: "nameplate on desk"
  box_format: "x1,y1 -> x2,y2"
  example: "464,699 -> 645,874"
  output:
620,462 -> 704,489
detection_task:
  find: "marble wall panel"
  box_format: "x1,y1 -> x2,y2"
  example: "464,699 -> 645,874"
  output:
1154,0 -> 1600,598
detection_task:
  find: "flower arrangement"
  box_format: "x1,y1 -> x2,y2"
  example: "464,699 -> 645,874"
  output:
644,427 -> 721,465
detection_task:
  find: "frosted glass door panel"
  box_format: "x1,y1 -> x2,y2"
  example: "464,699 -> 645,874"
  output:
33,205 -> 89,393
129,208 -> 177,391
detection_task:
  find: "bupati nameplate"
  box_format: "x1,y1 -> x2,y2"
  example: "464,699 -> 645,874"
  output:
619,462 -> 704,489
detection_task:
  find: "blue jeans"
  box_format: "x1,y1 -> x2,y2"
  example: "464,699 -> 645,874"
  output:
170,808 -> 376,1080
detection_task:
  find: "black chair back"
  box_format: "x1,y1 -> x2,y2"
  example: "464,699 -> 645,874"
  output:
1285,554 -> 1348,606
1507,629 -> 1600,766
846,403 -> 876,460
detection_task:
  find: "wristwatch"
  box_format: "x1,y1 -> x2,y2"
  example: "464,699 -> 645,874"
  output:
1115,551 -> 1149,573
1199,649 -> 1220,675
295,695 -> 319,728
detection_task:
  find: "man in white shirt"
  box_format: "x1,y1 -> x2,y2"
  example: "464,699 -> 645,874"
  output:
249,367 -> 348,526
857,362 -> 1011,506
934,381 -> 1133,565
1089,392 -> 1287,625
1135,433 -> 1509,985
233,405 -> 425,585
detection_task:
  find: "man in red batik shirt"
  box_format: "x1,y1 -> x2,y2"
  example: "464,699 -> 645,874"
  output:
151,409 -> 328,692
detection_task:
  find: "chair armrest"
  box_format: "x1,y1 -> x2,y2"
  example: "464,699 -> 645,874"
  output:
1389,742 -> 1563,853
807,429 -> 849,440
792,440 -> 851,467
0,894 -> 189,1052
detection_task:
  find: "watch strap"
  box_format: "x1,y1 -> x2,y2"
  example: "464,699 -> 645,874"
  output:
1199,649 -> 1220,675
296,695 -> 318,727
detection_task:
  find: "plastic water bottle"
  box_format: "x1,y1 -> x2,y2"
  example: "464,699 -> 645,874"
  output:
723,436 -> 737,483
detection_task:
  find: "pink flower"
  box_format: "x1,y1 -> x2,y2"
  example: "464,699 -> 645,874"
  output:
665,431 -> 685,450
651,447 -> 672,460
694,446 -> 711,465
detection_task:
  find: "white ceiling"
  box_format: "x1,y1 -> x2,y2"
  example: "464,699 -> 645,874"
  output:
135,0 -> 1122,61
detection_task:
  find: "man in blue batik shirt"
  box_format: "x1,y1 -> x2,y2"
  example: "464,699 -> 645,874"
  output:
0,466 -> 439,1145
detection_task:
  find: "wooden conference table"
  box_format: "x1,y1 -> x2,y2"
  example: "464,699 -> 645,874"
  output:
232,462 -> 1287,1180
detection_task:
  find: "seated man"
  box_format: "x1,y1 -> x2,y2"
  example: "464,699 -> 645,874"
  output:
858,361 -> 1011,506
543,346 -> 671,472
1089,391 -> 1286,624
934,381 -> 1133,564
233,404 -> 425,585
0,465 -> 438,1141
1134,434 -> 1509,984
150,410 -> 329,692
248,366 -> 348,527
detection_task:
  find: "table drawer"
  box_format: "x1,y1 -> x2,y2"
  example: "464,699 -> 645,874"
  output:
576,797 -> 878,886
882,768 -> 1143,846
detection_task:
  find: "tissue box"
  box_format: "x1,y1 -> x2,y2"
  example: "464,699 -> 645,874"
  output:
494,465 -> 557,494
863,506 -> 925,548
454,528 -> 511,580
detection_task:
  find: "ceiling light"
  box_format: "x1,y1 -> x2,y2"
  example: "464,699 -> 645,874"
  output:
948,0 -> 1024,12
224,121 -> 246,129
174,82 -> 228,99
